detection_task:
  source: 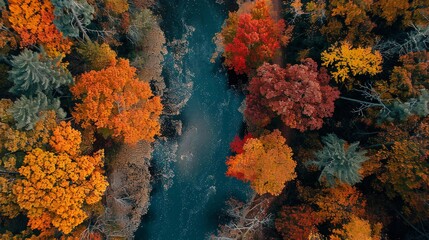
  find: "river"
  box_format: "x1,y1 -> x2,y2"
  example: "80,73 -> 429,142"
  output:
135,0 -> 251,239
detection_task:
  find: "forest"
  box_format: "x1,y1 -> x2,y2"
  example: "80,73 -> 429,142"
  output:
0,0 -> 428,239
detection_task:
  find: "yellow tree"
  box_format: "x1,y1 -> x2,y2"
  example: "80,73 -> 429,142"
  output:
321,42 -> 382,85
71,58 -> 163,144
0,100 -> 58,219
77,42 -> 118,71
226,130 -> 296,196
331,215 -> 382,240
13,122 -> 108,234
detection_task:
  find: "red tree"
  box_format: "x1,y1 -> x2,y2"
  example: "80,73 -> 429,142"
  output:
245,59 -> 340,131
222,0 -> 291,75
229,133 -> 253,154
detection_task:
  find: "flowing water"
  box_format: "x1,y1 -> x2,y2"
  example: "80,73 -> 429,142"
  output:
135,0 -> 251,239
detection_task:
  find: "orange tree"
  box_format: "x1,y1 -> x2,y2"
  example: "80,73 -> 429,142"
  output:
226,129 -> 296,196
7,0 -> 72,57
13,122 -> 108,234
331,215 -> 382,240
220,0 -> 291,75
71,58 -> 163,144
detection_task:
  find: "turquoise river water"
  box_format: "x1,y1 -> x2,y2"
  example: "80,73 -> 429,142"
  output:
135,0 -> 251,239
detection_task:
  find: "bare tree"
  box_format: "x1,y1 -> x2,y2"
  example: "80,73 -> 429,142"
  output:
211,194 -> 273,240
374,18 -> 429,57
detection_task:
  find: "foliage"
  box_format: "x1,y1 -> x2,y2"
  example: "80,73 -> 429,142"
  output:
9,92 -> 65,130
229,133 -> 253,154
245,59 -> 340,131
331,215 -> 382,240
220,0 -> 291,74
226,130 -> 296,195
307,134 -> 368,186
275,205 -> 321,240
375,51 -> 429,101
299,184 -> 366,225
372,117 -> 429,216
8,49 -> 73,96
0,9 -> 18,50
49,121 -> 82,157
51,0 -> 94,38
102,142 -> 152,239
77,42 -> 117,71
71,58 -> 163,144
104,0 -> 129,14
8,0 -> 72,57
0,104 -> 58,154
127,9 -> 156,45
374,0 -> 429,26
128,9 -> 167,93
13,145 -> 108,234
321,42 -> 383,84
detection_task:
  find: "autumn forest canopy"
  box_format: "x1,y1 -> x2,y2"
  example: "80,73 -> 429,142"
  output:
0,0 -> 429,239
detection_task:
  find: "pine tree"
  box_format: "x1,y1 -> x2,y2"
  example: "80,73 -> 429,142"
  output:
307,134 -> 368,186
8,49 -> 73,96
9,93 -> 65,130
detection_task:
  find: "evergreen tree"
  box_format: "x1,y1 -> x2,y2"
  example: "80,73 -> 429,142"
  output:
9,92 -> 65,130
307,134 -> 368,186
8,49 -> 73,96
380,89 -> 429,122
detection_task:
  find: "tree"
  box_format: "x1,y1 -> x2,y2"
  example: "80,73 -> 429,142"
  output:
377,51 -> 429,101
71,58 -> 163,144
49,121 -> 82,156
220,0 -> 291,74
8,49 -> 73,96
77,42 -> 117,71
212,194 -> 271,240
321,0 -> 376,45
331,215 -> 382,240
9,92 -> 65,130
321,42 -> 383,84
13,140 -> 108,234
299,184 -> 366,225
372,117 -> 429,217
51,0 -> 94,39
307,134 -> 368,186
245,59 -> 340,131
230,133 -> 253,154
102,141 -> 152,239
104,0 -> 129,14
374,0 -> 428,26
275,205 -> 321,240
7,0 -> 72,57
128,9 -> 167,95
226,129 -> 296,196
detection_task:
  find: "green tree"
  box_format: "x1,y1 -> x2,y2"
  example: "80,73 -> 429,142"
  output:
8,49 -> 73,96
307,134 -> 368,186
9,93 -> 65,130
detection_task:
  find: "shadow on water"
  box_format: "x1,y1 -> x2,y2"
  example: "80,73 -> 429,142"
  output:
135,0 -> 251,239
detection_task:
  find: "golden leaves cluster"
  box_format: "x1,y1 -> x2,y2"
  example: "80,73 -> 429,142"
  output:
72,58 -> 163,144
226,130 -> 296,196
321,42 -> 382,84
13,145 -> 108,234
